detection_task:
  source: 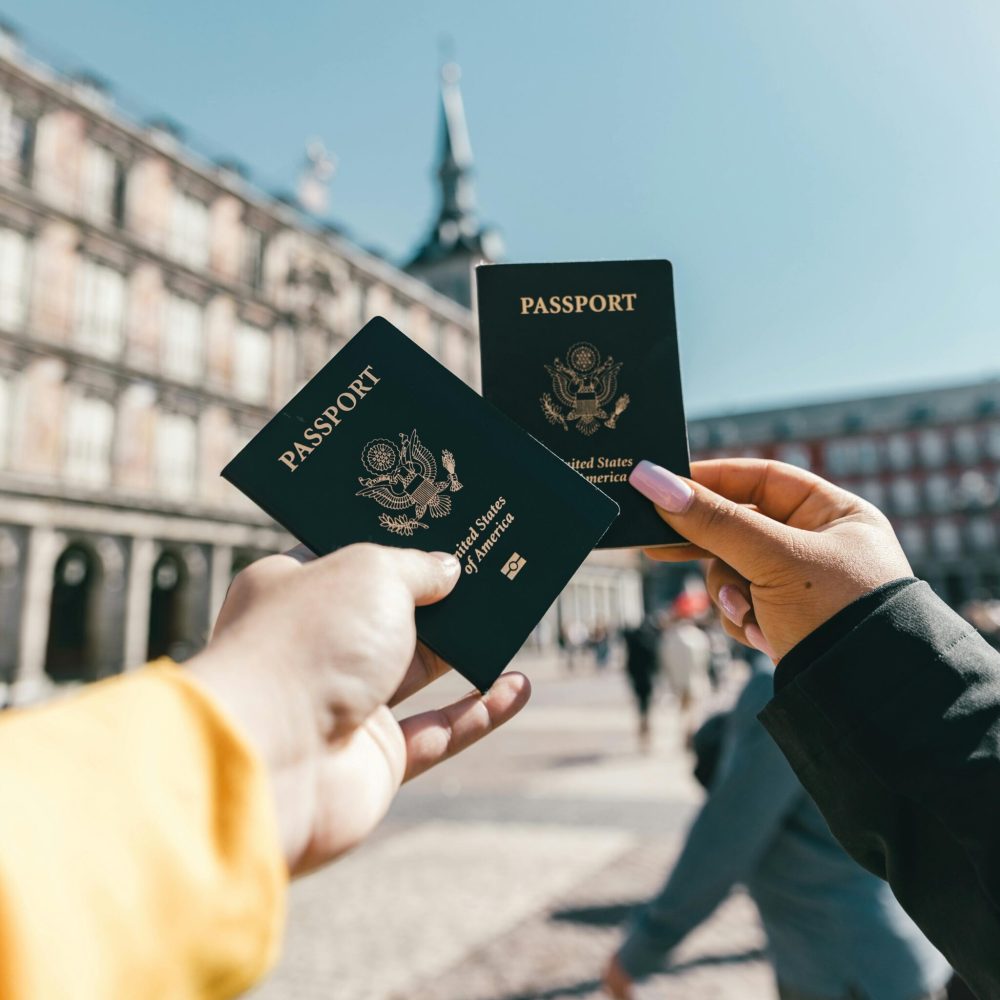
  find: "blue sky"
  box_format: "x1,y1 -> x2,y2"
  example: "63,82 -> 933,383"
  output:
6,1 -> 1000,416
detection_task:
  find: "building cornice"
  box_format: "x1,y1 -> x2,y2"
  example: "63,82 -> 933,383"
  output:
0,483 -> 287,546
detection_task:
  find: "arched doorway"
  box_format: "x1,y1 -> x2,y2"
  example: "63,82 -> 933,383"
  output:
44,543 -> 100,682
147,550 -> 190,661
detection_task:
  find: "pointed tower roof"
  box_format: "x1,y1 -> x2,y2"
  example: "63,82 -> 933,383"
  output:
407,62 -> 501,306
439,62 -> 474,184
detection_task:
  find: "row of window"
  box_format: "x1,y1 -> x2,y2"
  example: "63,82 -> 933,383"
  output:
718,428 -> 1000,477
804,426 -> 1000,477
0,227 -> 273,403
897,517 -> 998,560
701,424 -> 1000,477
850,469 -> 999,517
0,88 -> 471,366
0,377 -> 200,498
0,89 -> 269,291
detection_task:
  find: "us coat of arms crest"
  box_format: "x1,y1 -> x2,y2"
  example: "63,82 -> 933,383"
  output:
540,341 -> 631,436
356,429 -> 463,536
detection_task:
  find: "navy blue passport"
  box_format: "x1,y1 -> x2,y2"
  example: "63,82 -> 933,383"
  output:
221,317 -> 618,692
476,260 -> 691,548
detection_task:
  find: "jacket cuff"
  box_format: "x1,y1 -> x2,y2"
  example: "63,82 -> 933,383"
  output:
156,662 -> 289,994
772,577 -> 917,692
759,580 -> 977,792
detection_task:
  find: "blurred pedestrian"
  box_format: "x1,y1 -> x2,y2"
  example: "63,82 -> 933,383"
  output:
658,602 -> 711,743
562,618 -> 590,672
590,620 -> 611,672
622,616 -> 661,751
603,653 -> 951,1000
705,619 -> 734,689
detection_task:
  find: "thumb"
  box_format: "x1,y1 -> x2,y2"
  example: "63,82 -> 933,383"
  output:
378,547 -> 462,606
629,460 -> 799,581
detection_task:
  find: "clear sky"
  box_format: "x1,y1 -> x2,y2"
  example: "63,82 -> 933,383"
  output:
6,0 -> 1000,416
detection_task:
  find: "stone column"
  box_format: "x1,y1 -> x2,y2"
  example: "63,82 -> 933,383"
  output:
208,544 -> 233,636
123,535 -> 156,669
15,525 -> 63,701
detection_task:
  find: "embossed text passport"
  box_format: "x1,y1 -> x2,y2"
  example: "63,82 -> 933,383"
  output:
222,317 -> 618,691
477,260 -> 691,548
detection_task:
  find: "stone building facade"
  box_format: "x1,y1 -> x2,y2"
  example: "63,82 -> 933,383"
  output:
0,39 -> 485,702
0,37 -> 644,702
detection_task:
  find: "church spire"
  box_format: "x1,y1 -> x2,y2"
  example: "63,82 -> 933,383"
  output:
407,61 -> 502,308
436,62 -> 476,233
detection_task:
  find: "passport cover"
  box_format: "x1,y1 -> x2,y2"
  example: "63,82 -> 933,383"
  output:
476,259 -> 691,548
221,317 -> 619,692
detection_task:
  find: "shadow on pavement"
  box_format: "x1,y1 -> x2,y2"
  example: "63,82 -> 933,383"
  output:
487,948 -> 769,1000
665,946 -> 769,973
488,979 -> 603,1000
548,753 -> 608,769
550,901 -> 639,927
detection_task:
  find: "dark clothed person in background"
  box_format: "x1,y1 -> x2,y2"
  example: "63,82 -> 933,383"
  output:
622,618 -> 660,751
590,622 -> 611,671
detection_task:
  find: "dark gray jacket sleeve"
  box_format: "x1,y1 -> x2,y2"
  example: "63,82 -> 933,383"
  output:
759,579 -> 1000,1000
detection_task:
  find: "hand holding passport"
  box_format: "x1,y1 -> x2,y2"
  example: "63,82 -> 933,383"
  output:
223,260 -> 690,691
192,539 -> 531,873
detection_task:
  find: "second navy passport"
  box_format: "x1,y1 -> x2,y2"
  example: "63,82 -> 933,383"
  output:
477,260 -> 691,548
222,317 -> 618,692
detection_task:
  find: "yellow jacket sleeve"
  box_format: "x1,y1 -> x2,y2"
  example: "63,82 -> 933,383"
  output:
0,661 -> 287,999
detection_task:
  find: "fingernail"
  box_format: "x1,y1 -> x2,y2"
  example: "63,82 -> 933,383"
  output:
629,460 -> 694,513
745,623 -> 777,660
718,585 -> 751,627
431,551 -> 460,575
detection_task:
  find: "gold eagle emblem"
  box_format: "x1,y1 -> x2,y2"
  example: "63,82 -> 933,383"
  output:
356,429 -> 462,536
540,341 -> 630,436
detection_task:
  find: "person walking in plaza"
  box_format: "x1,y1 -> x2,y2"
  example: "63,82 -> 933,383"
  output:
622,615 -> 661,751
658,601 -> 712,744
627,456 -> 1000,999
590,620 -> 612,671
602,651 -> 951,1000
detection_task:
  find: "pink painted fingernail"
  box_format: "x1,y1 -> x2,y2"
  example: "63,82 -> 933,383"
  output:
745,623 -> 777,660
718,585 -> 751,627
628,461 -> 694,513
